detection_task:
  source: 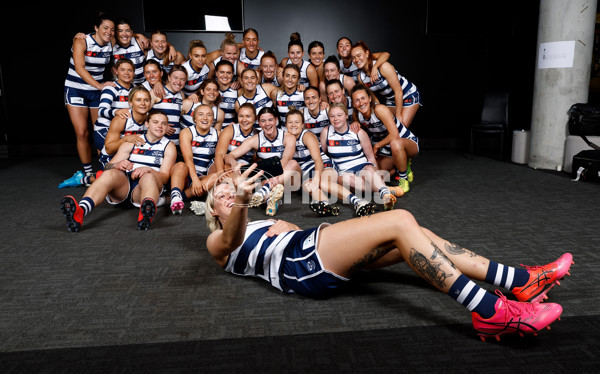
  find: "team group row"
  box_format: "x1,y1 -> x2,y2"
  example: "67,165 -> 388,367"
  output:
60,13 -> 422,230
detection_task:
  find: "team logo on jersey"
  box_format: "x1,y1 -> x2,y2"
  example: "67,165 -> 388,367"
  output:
306,260 -> 316,272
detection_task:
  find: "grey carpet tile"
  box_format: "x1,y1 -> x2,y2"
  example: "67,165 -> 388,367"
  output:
0,150 -> 598,352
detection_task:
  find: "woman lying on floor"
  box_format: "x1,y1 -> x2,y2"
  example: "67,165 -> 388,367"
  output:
204,164 -> 573,341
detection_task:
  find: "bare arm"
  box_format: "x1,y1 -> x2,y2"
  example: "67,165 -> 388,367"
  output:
214,126 -> 234,173
206,165 -> 264,266
372,105 -> 400,155
280,133 -> 297,167
358,129 -> 378,167
223,134 -> 259,168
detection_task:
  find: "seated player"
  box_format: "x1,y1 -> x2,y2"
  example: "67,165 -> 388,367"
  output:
169,104 -> 219,214
60,110 -> 176,231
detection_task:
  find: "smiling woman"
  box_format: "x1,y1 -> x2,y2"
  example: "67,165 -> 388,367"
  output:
60,110 -> 177,232
60,13 -> 116,189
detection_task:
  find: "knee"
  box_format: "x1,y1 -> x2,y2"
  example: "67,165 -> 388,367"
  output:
390,139 -> 405,154
390,209 -> 419,230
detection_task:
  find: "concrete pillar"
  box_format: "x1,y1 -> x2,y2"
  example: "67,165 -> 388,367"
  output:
529,0 -> 597,170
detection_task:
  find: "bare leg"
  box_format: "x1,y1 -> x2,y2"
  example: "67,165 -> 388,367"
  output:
67,105 -> 93,165
131,173 -> 163,205
400,105 -> 419,128
317,210 -> 460,293
83,169 -> 129,206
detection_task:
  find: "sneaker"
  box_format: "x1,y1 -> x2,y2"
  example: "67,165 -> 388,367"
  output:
354,200 -> 376,217
383,193 -> 396,211
309,201 -> 340,217
157,196 -> 166,207
407,159 -> 413,183
58,171 -> 84,189
60,195 -> 83,232
398,178 -> 410,193
170,198 -> 184,215
388,175 -> 400,187
137,198 -> 156,231
472,290 -> 563,341
265,184 -> 284,216
387,185 -> 405,198
512,253 -> 574,303
249,192 -> 264,208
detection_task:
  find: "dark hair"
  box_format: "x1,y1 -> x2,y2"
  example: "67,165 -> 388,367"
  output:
337,36 -> 352,47
303,86 -> 320,97
114,17 -> 131,28
167,64 -> 188,78
288,32 -> 303,51
350,84 -> 377,122
197,78 -> 222,105
188,40 -> 207,54
238,102 -> 257,118
257,106 -> 278,121
114,58 -> 135,71
215,59 -> 234,72
243,28 -> 259,39
308,40 -> 324,53
94,12 -> 115,28
148,109 -> 168,121
324,55 -> 339,67
325,78 -> 344,91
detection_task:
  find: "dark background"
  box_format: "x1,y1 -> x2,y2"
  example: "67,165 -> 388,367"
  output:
0,0 -> 540,156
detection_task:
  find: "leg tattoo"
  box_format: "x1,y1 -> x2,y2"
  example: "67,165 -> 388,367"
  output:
444,242 -> 479,258
409,242 -> 455,289
348,242 -> 395,275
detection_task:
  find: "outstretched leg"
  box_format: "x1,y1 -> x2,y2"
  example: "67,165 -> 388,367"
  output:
315,210 -> 564,340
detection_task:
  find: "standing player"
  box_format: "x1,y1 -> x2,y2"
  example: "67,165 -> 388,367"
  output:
61,14 -> 115,188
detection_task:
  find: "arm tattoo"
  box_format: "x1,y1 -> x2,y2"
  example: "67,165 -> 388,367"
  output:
409,243 -> 455,289
444,242 -> 479,258
348,242 -> 395,275
104,163 -> 115,170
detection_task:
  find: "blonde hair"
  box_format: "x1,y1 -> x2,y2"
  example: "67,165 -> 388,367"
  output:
328,102 -> 348,116
205,188 -> 222,232
220,32 -> 238,52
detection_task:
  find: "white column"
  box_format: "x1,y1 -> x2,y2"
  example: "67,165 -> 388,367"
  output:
529,0 -> 597,170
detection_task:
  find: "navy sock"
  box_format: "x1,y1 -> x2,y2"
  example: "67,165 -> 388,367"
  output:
347,193 -> 359,206
485,261 -> 530,290
82,163 -> 93,175
79,197 -> 95,217
448,274 -> 499,319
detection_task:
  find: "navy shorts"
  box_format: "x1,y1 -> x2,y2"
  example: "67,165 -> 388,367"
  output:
403,90 -> 421,107
280,223 -> 349,299
64,87 -> 102,108
93,128 -> 108,152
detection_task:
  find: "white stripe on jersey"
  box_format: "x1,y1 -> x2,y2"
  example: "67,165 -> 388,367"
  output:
94,82 -> 131,132
129,135 -> 171,171
65,34 -> 112,91
275,89 -> 305,125
303,108 -> 330,137
152,87 -> 183,144
188,126 -> 218,176
257,128 -> 285,160
113,38 -> 146,85
325,126 -> 368,173
182,60 -> 210,97
339,59 -> 360,82
146,49 -> 175,73
99,111 -> 147,162
239,48 -> 265,70
219,87 -> 238,127
180,103 -> 218,129
359,61 -> 416,104
228,123 -> 256,163
224,220 -> 297,292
